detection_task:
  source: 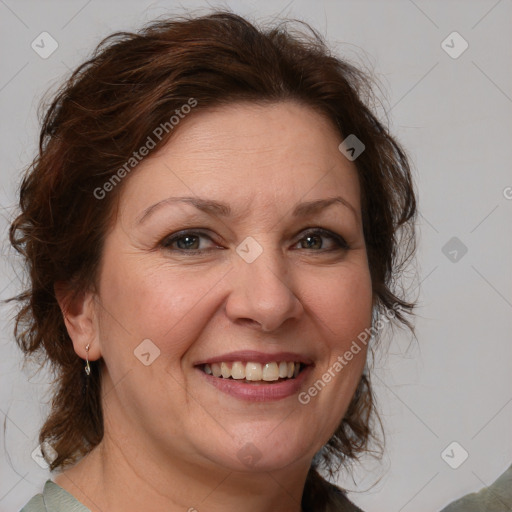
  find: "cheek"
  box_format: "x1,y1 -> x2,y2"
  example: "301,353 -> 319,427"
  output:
97,257 -> 227,363
299,260 -> 373,346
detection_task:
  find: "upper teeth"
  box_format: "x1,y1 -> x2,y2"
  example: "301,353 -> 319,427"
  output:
204,361 -> 300,381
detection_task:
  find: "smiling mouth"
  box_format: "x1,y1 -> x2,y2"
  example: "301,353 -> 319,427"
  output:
200,361 -> 307,384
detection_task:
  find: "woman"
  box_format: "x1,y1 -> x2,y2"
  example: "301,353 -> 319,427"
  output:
11,11 -> 417,512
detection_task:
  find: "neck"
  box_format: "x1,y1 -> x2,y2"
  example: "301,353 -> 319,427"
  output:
53,431 -> 310,512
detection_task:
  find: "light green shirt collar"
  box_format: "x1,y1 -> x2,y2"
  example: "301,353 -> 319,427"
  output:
20,480 -> 90,512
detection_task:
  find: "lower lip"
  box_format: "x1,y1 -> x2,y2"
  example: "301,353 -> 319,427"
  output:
198,365 -> 312,402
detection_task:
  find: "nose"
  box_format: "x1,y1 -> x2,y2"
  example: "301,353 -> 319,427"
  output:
224,245 -> 303,332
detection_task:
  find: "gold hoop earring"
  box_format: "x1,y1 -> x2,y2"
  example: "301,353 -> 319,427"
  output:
84,344 -> 91,376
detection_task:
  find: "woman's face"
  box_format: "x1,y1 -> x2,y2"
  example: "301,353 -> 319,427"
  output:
90,101 -> 373,474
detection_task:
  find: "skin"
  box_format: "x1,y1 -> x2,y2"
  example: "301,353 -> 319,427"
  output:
54,101 -> 374,512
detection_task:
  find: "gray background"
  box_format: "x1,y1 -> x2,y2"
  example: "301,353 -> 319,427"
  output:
1,1 -> 511,511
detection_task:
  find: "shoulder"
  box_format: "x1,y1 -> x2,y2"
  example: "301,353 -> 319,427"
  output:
19,480 -> 91,512
440,463 -> 512,512
19,492 -> 45,512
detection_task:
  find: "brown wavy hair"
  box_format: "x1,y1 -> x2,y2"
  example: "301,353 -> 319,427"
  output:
9,10 -> 417,510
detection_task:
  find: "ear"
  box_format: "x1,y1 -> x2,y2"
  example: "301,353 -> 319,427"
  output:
54,281 -> 102,361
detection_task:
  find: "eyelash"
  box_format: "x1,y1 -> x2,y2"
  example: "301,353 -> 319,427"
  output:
160,228 -> 350,254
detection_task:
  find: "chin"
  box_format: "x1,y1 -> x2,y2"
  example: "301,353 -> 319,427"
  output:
205,424 -> 318,473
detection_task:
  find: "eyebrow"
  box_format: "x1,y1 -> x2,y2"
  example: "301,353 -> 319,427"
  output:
137,195 -> 358,224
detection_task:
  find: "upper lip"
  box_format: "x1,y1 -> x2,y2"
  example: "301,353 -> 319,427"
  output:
194,350 -> 313,366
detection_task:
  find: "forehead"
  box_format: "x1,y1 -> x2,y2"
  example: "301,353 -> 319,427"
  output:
118,101 -> 361,221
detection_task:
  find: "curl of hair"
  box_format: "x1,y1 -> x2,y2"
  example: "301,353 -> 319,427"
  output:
9,10 -> 417,509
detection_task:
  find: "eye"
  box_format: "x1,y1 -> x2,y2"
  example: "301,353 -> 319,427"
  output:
295,228 -> 350,251
160,227 -> 350,255
160,230 -> 219,253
